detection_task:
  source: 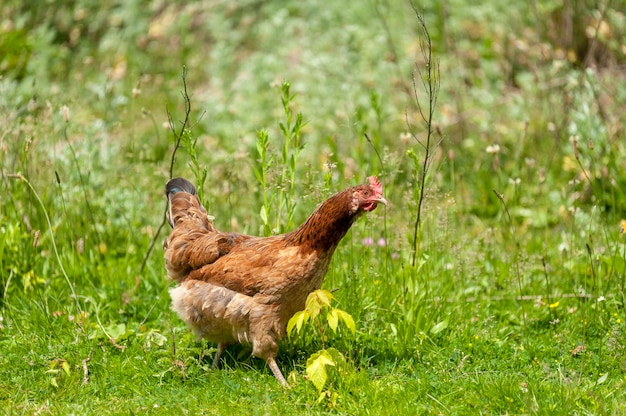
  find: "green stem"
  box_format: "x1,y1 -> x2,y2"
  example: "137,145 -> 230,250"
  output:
9,174 -> 82,316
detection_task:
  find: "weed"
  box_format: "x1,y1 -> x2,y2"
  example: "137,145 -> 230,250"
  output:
255,81 -> 306,235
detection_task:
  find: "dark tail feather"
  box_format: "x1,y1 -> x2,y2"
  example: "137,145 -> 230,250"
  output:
165,178 -> 197,227
165,177 -> 197,197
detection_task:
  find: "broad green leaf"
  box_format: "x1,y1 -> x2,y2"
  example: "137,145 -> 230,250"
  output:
305,291 -> 319,310
327,309 -> 339,332
430,319 -> 449,335
315,289 -> 335,307
252,166 -> 263,184
325,347 -> 346,367
306,350 -> 335,393
333,309 -> 356,334
144,330 -> 167,348
305,292 -> 323,320
106,323 -> 128,341
287,310 -> 309,336
259,205 -> 268,224
306,289 -> 335,321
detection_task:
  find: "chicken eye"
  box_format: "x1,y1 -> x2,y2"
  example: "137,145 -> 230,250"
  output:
362,190 -> 370,197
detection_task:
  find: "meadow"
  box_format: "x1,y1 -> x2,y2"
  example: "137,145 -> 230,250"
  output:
1,0 -> 626,414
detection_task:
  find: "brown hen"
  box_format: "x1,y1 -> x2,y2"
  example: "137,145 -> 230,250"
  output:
163,176 -> 386,386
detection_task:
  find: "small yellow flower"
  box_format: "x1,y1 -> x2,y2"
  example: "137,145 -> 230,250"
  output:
620,219 -> 626,234
549,301 -> 560,309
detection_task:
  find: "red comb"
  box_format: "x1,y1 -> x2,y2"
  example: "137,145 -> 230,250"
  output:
367,176 -> 383,194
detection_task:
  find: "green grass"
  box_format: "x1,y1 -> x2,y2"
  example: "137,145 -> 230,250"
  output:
2,0 -> 626,414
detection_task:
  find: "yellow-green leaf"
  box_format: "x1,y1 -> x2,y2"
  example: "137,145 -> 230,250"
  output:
327,309 -> 339,333
61,360 -> 71,376
144,330 -> 167,348
306,350 -> 335,393
287,310 -> 309,336
106,323 -> 128,341
305,293 -> 322,320
333,309 -> 356,334
315,289 -> 334,307
305,290 -> 335,321
325,347 -> 345,365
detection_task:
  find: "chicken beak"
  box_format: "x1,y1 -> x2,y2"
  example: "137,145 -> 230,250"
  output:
374,197 -> 388,206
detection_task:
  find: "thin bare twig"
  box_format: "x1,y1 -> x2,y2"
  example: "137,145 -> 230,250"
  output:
408,5 -> 441,267
137,67 -> 192,278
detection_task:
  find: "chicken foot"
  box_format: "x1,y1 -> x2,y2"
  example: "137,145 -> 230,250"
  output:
212,342 -> 288,387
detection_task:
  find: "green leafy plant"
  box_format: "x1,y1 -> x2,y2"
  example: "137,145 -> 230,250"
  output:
254,81 -> 306,236
287,290 -> 355,397
47,358 -> 71,388
276,81 -> 306,232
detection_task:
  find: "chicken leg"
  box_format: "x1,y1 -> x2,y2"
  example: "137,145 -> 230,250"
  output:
211,342 -> 229,369
267,357 -> 288,387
